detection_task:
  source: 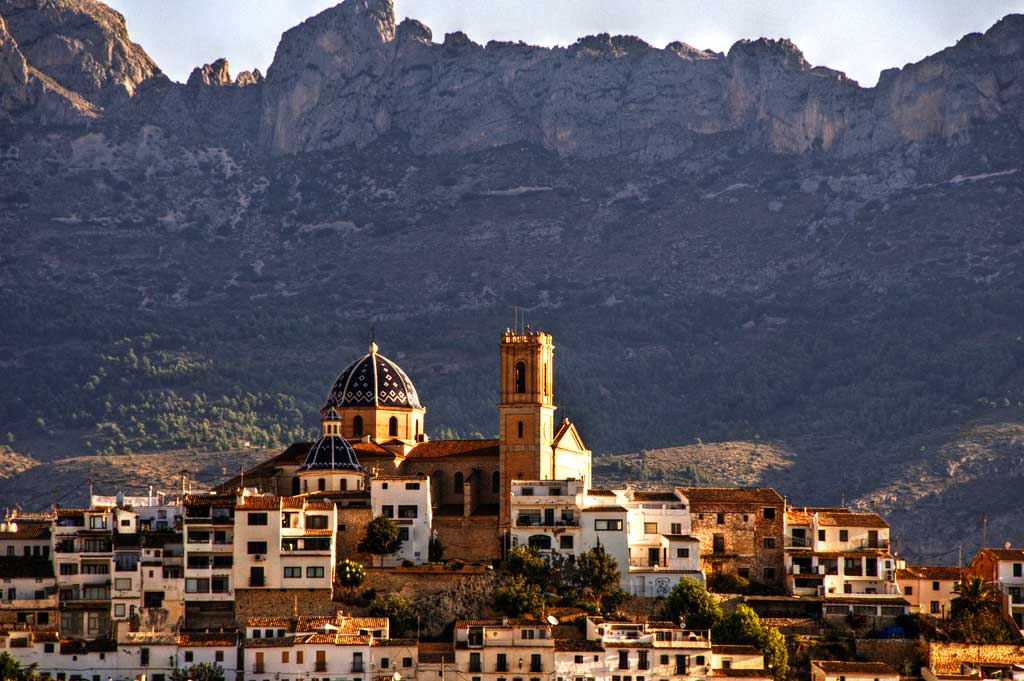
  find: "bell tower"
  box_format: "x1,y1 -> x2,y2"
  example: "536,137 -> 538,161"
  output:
498,328 -> 556,528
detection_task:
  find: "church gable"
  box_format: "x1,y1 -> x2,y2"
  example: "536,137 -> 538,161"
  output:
552,419 -> 588,456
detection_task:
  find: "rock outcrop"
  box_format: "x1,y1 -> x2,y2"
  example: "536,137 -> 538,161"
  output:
1,0 -> 159,109
0,14 -> 98,123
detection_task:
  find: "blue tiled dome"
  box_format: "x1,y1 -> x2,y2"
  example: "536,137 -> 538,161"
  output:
298,436 -> 363,472
324,342 -> 422,410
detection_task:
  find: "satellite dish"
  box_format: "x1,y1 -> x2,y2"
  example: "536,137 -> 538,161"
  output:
546,615 -> 559,626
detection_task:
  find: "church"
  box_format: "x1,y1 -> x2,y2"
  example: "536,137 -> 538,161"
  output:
219,327 -> 594,561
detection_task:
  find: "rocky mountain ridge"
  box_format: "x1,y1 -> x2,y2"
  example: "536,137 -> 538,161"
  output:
0,0 -> 1023,561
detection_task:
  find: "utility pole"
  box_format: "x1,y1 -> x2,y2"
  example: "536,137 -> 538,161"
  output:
957,544 -> 963,568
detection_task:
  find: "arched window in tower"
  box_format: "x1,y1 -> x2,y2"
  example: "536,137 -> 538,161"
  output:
492,471 -> 500,494
514,361 -> 526,393
415,419 -> 420,436
517,420 -> 524,439
389,416 -> 398,437
291,477 -> 300,496
341,478 -> 348,491
543,361 -> 548,395
453,472 -> 464,495
318,478 -> 326,492
353,415 -> 364,438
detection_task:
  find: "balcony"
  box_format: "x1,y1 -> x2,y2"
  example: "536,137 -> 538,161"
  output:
469,663 -> 482,673
350,663 -> 363,673
495,663 -> 508,673
856,538 -> 890,551
514,518 -> 580,528
530,663 -> 543,673
788,564 -> 824,576
249,576 -> 266,587
786,535 -> 814,549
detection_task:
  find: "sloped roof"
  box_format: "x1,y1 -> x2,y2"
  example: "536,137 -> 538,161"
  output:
897,565 -> 963,581
976,548 -> 1024,561
677,487 -> 783,504
811,661 -> 898,675
407,439 -> 499,459
816,512 -> 888,528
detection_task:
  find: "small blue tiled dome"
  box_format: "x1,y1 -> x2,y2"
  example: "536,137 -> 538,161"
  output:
324,342 -> 422,410
298,436 -> 363,472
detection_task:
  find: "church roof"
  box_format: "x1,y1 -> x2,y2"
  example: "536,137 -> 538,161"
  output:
325,343 -> 422,410
298,436 -> 364,473
406,439 -> 500,459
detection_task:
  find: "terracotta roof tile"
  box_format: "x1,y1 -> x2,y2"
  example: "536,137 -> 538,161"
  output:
711,670 -> 772,678
811,661 -> 898,675
237,496 -> 281,510
929,642 -> 1024,674
816,512 -> 888,528
406,439 -> 500,459
582,506 -> 627,513
244,636 -> 296,648
179,633 -> 239,647
556,639 -> 604,652
633,490 -> 681,502
896,565 -> 963,581
588,489 -> 616,497
977,548 -> 1024,561
247,616 -> 291,628
712,645 -> 761,655
677,487 -> 783,504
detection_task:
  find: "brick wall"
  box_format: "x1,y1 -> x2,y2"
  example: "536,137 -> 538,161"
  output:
687,499 -> 785,586
233,588 -> 336,627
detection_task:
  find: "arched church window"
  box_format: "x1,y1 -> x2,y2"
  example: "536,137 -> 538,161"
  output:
517,421 -> 524,439
453,472 -> 464,494
492,471 -> 500,494
389,416 -> 398,437
353,415 -> 363,438
341,478 -> 348,491
291,478 -> 300,496
318,478 -> 326,492
543,362 -> 548,395
514,361 -> 526,393
415,419 -> 420,435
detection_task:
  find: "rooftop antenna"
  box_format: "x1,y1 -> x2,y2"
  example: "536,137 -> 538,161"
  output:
513,305 -> 519,333
981,512 -> 988,548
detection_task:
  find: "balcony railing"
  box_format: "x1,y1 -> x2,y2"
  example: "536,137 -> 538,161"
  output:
350,663 -> 363,673
530,664 -> 543,673
514,518 -> 580,528
249,577 -> 265,587
786,535 -> 814,548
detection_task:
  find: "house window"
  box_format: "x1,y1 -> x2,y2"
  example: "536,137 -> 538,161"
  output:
307,566 -> 325,578
595,519 -> 623,531
247,513 -> 268,526
619,650 -> 629,670
307,514 -> 329,529
763,507 -> 776,520
763,537 -> 776,549
382,505 -> 395,518
353,415 -> 364,437
671,523 -> 682,534
284,567 -> 301,578
839,530 -> 849,542
560,536 -> 574,550
517,421 -> 524,438
406,482 -> 421,490
712,534 -> 725,554
716,513 -> 725,524
398,527 -> 410,541
932,581 -> 940,591
381,657 -> 390,670
282,651 -> 290,663
1015,563 -> 1023,577
905,586 -> 913,596
764,567 -> 776,580
398,505 -> 418,519
215,651 -> 223,663
114,604 -> 126,617
930,601 -> 940,614
184,652 -> 194,663
247,541 -> 268,554
644,522 -> 658,534
676,548 -> 689,558
575,656 -> 584,664
818,530 -> 826,541
638,651 -> 649,670
515,361 -> 527,393
140,648 -> 150,667
403,657 -> 413,668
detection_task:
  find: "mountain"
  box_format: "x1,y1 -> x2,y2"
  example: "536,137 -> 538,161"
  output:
1,0 -> 1023,562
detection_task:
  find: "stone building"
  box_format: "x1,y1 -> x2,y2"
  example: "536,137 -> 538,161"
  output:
678,487 -> 785,587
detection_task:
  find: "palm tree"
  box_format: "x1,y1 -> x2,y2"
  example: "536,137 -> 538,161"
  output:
951,577 -> 1000,617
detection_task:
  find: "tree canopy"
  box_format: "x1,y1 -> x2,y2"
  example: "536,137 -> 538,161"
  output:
359,516 -> 403,565
661,577 -> 723,629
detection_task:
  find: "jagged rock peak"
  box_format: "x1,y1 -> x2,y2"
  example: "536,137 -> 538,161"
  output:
727,37 -> 808,68
235,68 -> 264,87
396,18 -> 431,44
1,0 -> 159,107
187,58 -> 232,87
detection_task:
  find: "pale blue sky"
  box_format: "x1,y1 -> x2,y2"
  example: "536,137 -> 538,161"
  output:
104,0 -> 1023,87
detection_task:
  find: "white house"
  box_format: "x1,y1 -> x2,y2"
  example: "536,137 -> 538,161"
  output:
371,474 -> 433,565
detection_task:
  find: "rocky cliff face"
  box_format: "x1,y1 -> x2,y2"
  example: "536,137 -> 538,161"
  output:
256,0 -> 1024,159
